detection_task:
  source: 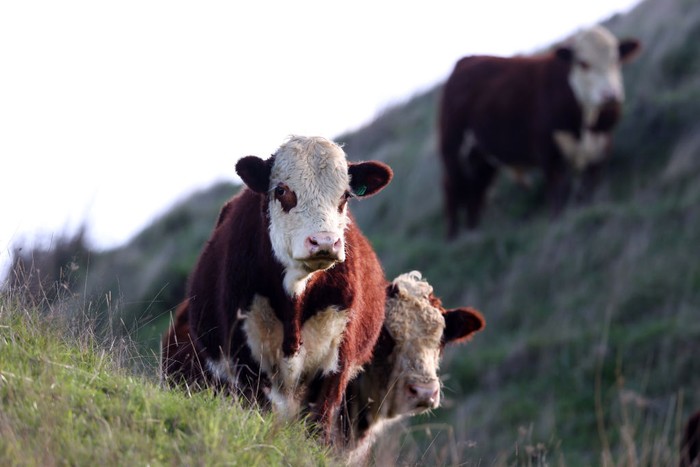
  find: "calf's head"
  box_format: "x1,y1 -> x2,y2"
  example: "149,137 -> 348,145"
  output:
378,271 -> 484,418
236,135 -> 392,296
556,25 -> 640,126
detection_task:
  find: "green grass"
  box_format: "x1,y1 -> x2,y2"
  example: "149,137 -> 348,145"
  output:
0,291 -> 334,466
4,0 -> 700,465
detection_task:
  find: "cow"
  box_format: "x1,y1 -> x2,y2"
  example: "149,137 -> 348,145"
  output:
681,410 -> 700,467
438,25 -> 641,236
335,271 -> 485,464
162,135 -> 393,440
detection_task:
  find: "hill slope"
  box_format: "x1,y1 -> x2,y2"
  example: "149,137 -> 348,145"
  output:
5,0 -> 700,463
0,292 -> 332,465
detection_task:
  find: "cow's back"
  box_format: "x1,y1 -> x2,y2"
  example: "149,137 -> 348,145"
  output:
441,54 -> 577,166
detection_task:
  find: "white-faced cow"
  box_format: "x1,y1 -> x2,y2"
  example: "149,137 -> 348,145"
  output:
438,25 -> 641,236
164,135 -> 393,440
335,271 -> 485,464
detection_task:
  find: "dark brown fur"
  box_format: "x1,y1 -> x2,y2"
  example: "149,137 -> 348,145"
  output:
438,40 -> 639,236
681,410 -> 700,467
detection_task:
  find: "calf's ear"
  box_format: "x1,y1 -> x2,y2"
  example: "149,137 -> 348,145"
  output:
348,161 -> 393,197
619,39 -> 641,64
236,156 -> 272,193
443,307 -> 485,344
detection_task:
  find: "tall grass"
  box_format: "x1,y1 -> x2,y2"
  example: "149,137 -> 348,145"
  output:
0,283 -> 334,466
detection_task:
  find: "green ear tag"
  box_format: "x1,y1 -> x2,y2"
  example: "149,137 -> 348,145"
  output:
354,185 -> 367,196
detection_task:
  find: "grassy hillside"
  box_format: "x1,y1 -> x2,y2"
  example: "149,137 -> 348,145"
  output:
333,0 -> 700,463
0,290 -> 333,466
3,0 -> 699,464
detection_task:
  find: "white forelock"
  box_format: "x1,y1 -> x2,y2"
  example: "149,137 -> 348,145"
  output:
386,271 -> 444,347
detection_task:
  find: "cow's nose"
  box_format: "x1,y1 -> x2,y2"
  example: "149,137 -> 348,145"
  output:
305,232 -> 342,256
406,381 -> 440,408
601,92 -> 621,106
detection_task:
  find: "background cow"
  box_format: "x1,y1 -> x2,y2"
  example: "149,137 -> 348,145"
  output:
166,135 -> 393,440
335,271 -> 485,464
438,25 -> 640,236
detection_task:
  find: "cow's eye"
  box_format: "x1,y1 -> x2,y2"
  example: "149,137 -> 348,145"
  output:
338,191 -> 352,213
273,183 -> 297,212
578,60 -> 590,70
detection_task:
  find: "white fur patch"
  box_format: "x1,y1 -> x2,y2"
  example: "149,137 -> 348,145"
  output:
242,294 -> 350,419
566,26 -> 626,125
380,271 -> 446,417
266,136 -> 351,297
386,271 -> 444,349
554,130 -> 611,171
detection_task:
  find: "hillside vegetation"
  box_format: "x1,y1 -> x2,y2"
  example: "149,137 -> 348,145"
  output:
0,290 -> 332,465
4,0 -> 699,464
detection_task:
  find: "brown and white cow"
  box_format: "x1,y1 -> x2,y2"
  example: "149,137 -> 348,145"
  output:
438,25 -> 640,236
163,135 -> 393,439
335,271 -> 485,464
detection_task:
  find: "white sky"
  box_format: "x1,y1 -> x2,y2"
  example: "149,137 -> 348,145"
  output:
0,0 -> 640,274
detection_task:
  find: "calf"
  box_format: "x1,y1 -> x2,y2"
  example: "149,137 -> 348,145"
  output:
438,25 -> 640,236
163,136 -> 392,439
336,271 -> 485,463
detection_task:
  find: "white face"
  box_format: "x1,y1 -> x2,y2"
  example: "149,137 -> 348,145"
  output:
267,136 -> 352,296
567,26 -> 626,124
383,272 -> 445,416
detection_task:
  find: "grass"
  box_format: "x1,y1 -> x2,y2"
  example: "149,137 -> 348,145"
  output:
0,288 -> 334,466
4,1 -> 700,464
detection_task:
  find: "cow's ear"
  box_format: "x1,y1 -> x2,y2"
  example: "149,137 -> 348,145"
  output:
443,307 -> 485,344
348,161 -> 393,197
555,46 -> 574,63
619,39 -> 641,64
236,156 -> 272,193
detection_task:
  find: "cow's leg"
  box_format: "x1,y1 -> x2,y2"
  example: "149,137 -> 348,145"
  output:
308,370 -> 349,443
543,151 -> 572,218
575,160 -> 605,204
444,174 -> 462,239
439,121 -> 468,239
464,149 -> 498,229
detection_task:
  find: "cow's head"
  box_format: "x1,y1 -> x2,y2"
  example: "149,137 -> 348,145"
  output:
556,25 -> 640,126
378,271 -> 484,418
236,135 -> 392,297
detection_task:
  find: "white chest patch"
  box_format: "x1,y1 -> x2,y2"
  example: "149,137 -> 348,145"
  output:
554,130 -> 610,171
241,294 -> 349,419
